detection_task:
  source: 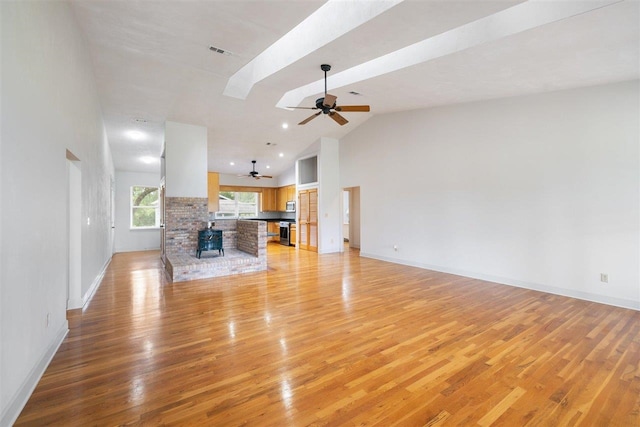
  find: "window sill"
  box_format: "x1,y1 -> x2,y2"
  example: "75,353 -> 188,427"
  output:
130,227 -> 160,231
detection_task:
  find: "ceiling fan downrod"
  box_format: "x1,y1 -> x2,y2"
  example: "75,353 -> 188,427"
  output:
321,64 -> 331,96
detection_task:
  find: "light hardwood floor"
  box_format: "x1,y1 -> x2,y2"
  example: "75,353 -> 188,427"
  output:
16,244 -> 640,425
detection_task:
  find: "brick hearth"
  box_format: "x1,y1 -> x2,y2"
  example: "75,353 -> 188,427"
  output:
164,215 -> 267,282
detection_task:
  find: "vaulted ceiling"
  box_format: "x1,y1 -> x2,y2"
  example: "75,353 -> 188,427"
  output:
71,0 -> 639,176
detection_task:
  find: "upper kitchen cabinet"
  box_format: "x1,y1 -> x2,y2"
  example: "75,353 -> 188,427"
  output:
277,185 -> 296,211
261,187 -> 277,212
277,186 -> 288,211
207,172 -> 219,213
287,185 -> 296,203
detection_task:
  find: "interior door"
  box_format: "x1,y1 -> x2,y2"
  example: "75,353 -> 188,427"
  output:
298,188 -> 318,252
298,190 -> 309,250
308,188 -> 318,252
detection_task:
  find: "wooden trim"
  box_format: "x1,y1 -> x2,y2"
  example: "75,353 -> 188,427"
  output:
220,185 -> 274,193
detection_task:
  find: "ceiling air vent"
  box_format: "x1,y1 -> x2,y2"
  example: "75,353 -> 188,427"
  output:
349,91 -> 362,96
209,45 -> 232,56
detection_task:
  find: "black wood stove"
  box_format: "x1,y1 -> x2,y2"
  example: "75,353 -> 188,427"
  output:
196,228 -> 224,259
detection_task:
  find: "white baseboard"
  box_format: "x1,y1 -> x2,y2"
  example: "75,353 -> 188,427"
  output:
67,297 -> 84,310
114,246 -> 161,253
361,252 -> 640,311
83,256 -> 111,308
0,322 -> 68,427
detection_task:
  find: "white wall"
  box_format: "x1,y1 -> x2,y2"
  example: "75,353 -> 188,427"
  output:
340,81 -> 639,310
277,165 -> 296,187
115,171 -> 161,252
1,2 -> 115,424
164,121 -> 207,198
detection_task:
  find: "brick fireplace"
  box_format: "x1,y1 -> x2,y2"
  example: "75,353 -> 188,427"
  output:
163,197 -> 267,282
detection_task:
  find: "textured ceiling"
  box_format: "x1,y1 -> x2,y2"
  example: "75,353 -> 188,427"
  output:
71,0 -> 639,176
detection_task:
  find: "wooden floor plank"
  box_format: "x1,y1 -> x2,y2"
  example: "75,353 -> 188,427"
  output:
15,245 -> 640,426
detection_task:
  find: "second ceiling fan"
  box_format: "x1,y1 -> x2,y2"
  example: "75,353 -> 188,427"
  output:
289,64 -> 370,126
238,160 -> 272,180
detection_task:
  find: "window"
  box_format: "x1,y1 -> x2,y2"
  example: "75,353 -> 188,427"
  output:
130,186 -> 159,228
216,191 -> 258,218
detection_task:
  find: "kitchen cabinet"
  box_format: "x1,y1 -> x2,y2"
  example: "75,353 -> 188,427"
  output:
207,172 -> 219,213
276,185 -> 296,211
298,188 -> 317,252
260,188 -> 277,212
287,185 -> 295,203
267,222 -> 279,242
289,223 -> 296,246
277,186 -> 288,211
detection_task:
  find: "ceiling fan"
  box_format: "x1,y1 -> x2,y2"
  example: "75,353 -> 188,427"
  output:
238,160 -> 272,179
289,64 -> 370,126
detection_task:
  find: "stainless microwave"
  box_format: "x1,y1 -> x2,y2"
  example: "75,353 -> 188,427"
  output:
285,201 -> 295,212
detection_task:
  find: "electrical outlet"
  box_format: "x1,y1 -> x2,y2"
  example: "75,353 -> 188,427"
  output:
600,273 -> 609,283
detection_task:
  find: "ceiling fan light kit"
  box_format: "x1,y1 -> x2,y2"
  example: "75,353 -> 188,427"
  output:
238,160 -> 272,180
289,64 -> 370,126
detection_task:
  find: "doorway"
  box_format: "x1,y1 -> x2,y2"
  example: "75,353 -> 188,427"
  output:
67,151 -> 82,309
343,190 -> 350,250
160,179 -> 166,265
110,177 -> 115,254
343,187 -> 360,251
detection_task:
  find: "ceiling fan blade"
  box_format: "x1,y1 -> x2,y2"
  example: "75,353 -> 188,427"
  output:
260,175 -> 273,179
323,94 -> 337,108
299,112 -> 321,125
329,111 -> 348,126
286,106 -> 319,110
335,105 -> 370,112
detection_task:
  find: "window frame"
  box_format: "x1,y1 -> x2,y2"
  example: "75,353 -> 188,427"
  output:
130,185 -> 160,230
216,191 -> 259,218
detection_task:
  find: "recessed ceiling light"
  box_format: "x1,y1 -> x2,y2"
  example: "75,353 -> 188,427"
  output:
282,123 -> 288,129
126,130 -> 146,141
140,156 -> 155,164
279,153 -> 284,157
266,165 -> 271,169
230,161 -> 235,166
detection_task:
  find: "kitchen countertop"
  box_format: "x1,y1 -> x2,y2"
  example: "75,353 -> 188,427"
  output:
243,218 -> 296,223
